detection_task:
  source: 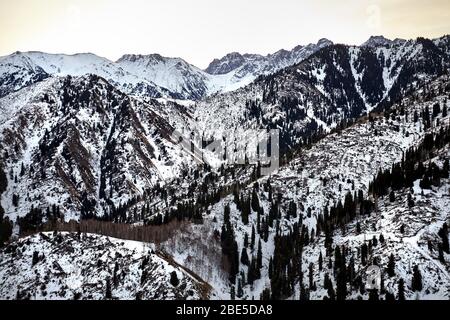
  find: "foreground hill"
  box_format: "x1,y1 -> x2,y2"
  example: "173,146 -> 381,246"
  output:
0,232 -> 211,300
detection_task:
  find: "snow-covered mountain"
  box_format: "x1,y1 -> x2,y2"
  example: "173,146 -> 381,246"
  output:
0,232 -> 211,300
0,74 -> 202,224
0,34 -> 449,301
160,77 -> 450,299
204,38 -> 334,92
116,54 -> 211,100
0,53 -> 49,98
1,35 -> 448,103
0,39 -> 334,100
205,39 -> 333,75
0,51 -> 172,99
186,35 -> 450,155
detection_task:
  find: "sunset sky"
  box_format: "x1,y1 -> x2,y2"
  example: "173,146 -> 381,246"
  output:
0,0 -> 449,68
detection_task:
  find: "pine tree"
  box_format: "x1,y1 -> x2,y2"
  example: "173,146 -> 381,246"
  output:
241,247 -> 249,266
411,265 -> 423,292
372,235 -> 378,247
237,279 -> 243,298
244,233 -> 249,248
268,257 -> 273,279
318,251 -> 323,271
170,271 -> 180,287
387,254 -> 395,277
20,162 -> 25,176
398,278 -> 405,300
250,226 -> 256,250
248,257 -> 257,285
0,217 -> 13,247
32,251 -> 40,266
361,242 -> 368,265
308,263 -> 315,291
438,223 -> 449,253
221,203 -> 240,283
105,277 -> 112,299
257,240 -> 263,270
389,190 -> 395,202
251,186 -> 260,212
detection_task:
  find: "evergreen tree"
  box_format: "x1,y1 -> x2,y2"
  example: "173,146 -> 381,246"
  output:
372,235 -> 378,247
411,265 -> 423,292
241,247 -> 249,266
0,217 -> 13,247
257,239 -> 263,270
268,257 -> 273,279
32,251 -> 40,266
389,190 -> 396,202
105,277 -> 112,299
170,271 -> 180,287
361,242 -> 368,265
251,186 -> 260,212
221,204 -> 240,283
237,279 -> 243,298
318,251 -> 323,271
398,278 -> 405,301
250,226 -> 256,250
387,253 -> 395,277
438,223 -> 449,253
308,263 -> 315,291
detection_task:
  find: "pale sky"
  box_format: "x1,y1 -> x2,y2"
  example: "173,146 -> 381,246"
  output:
0,0 -> 449,68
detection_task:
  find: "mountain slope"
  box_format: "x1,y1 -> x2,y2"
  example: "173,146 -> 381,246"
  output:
0,74 -> 199,225
158,76 -> 450,299
186,36 -> 450,154
0,232 -> 211,300
0,53 -> 49,98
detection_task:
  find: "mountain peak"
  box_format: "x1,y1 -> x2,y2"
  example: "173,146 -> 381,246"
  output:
361,35 -> 393,47
117,53 -> 165,63
317,38 -> 333,47
205,52 -> 246,75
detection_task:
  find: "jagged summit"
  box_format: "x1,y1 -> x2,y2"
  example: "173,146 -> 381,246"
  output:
205,38 -> 334,76
361,35 -> 394,47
